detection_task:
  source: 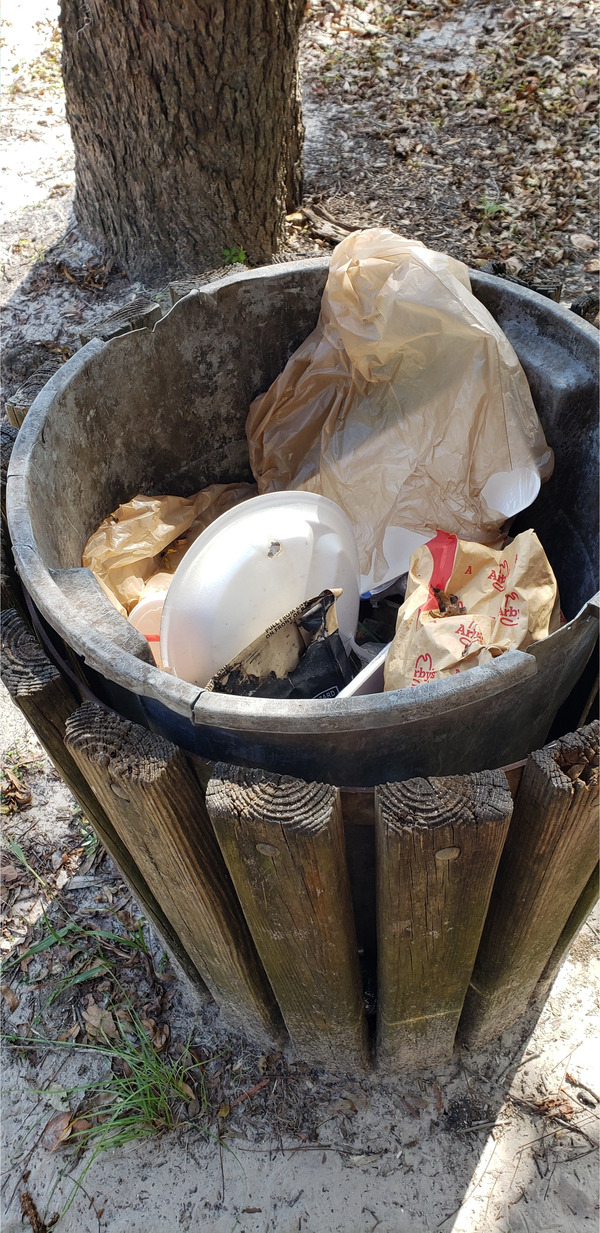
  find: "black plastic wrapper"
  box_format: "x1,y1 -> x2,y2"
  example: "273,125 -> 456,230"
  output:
206,589 -> 354,699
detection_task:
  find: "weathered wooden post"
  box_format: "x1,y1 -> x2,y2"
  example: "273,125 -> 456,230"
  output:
0,610 -> 209,994
206,765 -> 369,1071
375,770 -> 513,1072
533,863 -> 599,1002
64,703 -> 284,1045
1,423 -> 28,621
459,721 -> 599,1045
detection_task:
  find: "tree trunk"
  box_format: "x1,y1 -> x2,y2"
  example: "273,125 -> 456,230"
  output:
59,0 -> 305,281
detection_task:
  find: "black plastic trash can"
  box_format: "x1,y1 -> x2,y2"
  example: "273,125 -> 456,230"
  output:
6,261 -> 599,786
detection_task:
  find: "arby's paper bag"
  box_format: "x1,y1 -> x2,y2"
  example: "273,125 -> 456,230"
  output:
383,529 -> 560,691
247,228 -> 553,596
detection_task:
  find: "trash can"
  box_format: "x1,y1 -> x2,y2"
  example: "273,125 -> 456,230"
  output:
6,261 -> 599,787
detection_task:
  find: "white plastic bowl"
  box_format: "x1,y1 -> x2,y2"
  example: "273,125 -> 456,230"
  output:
128,572 -> 172,669
160,492 -> 361,686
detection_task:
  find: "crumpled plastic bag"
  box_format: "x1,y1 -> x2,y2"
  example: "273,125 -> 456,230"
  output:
83,482 -> 257,615
383,529 -> 560,691
247,229 -> 554,595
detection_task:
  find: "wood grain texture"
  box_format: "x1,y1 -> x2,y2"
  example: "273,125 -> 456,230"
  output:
1,420 -> 18,520
533,864 -> 599,1002
1,422 -> 28,621
64,703 -> 283,1046
459,721 -> 599,1046
1,609 -> 208,995
1,533 -> 26,621
375,769 -> 513,1073
206,765 -> 369,1072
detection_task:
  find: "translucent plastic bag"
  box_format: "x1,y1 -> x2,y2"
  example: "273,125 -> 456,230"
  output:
83,482 -> 257,614
383,529 -> 560,691
247,229 -> 553,595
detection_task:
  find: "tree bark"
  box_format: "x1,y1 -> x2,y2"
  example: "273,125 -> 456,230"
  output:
59,0 -> 305,281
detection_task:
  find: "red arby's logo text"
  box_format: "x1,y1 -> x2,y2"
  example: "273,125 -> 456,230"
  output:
412,653 -> 436,687
487,560 -> 510,592
456,621 -> 484,651
499,592 -> 521,626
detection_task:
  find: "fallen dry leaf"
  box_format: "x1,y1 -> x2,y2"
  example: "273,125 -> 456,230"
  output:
1,768 -> 33,811
505,256 -> 523,275
535,1094 -> 577,1119
570,233 -> 596,253
82,994 -> 118,1040
141,1018 -> 170,1052
401,1096 -> 422,1117
79,958 -> 111,979
57,1023 -> 80,1042
41,1111 -> 72,1152
218,1101 -> 230,1119
330,1096 -> 358,1115
1,984 -> 20,1012
1,863 -> 21,884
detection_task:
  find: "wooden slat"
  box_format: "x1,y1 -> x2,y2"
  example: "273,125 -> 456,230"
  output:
1,533 -> 27,621
1,423 -> 28,622
375,769 -> 513,1072
534,864 -> 599,1002
459,721 -> 599,1046
5,361 -> 62,429
1,420 -> 18,521
0,609 -> 209,996
64,702 -> 284,1046
79,295 -> 162,345
206,765 -> 369,1071
338,792 -> 378,1010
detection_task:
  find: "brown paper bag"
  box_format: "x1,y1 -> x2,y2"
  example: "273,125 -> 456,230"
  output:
383,530 -> 561,691
247,229 -> 553,596
206,589 -> 353,699
83,482 -> 257,615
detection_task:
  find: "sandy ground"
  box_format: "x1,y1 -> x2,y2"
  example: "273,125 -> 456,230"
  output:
1,2 -> 599,1230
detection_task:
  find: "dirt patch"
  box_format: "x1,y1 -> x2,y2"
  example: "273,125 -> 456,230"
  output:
298,0 -> 598,301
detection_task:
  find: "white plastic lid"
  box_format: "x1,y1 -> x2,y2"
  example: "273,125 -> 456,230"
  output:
361,525 -> 430,597
481,468 -> 541,519
160,491 -> 361,686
